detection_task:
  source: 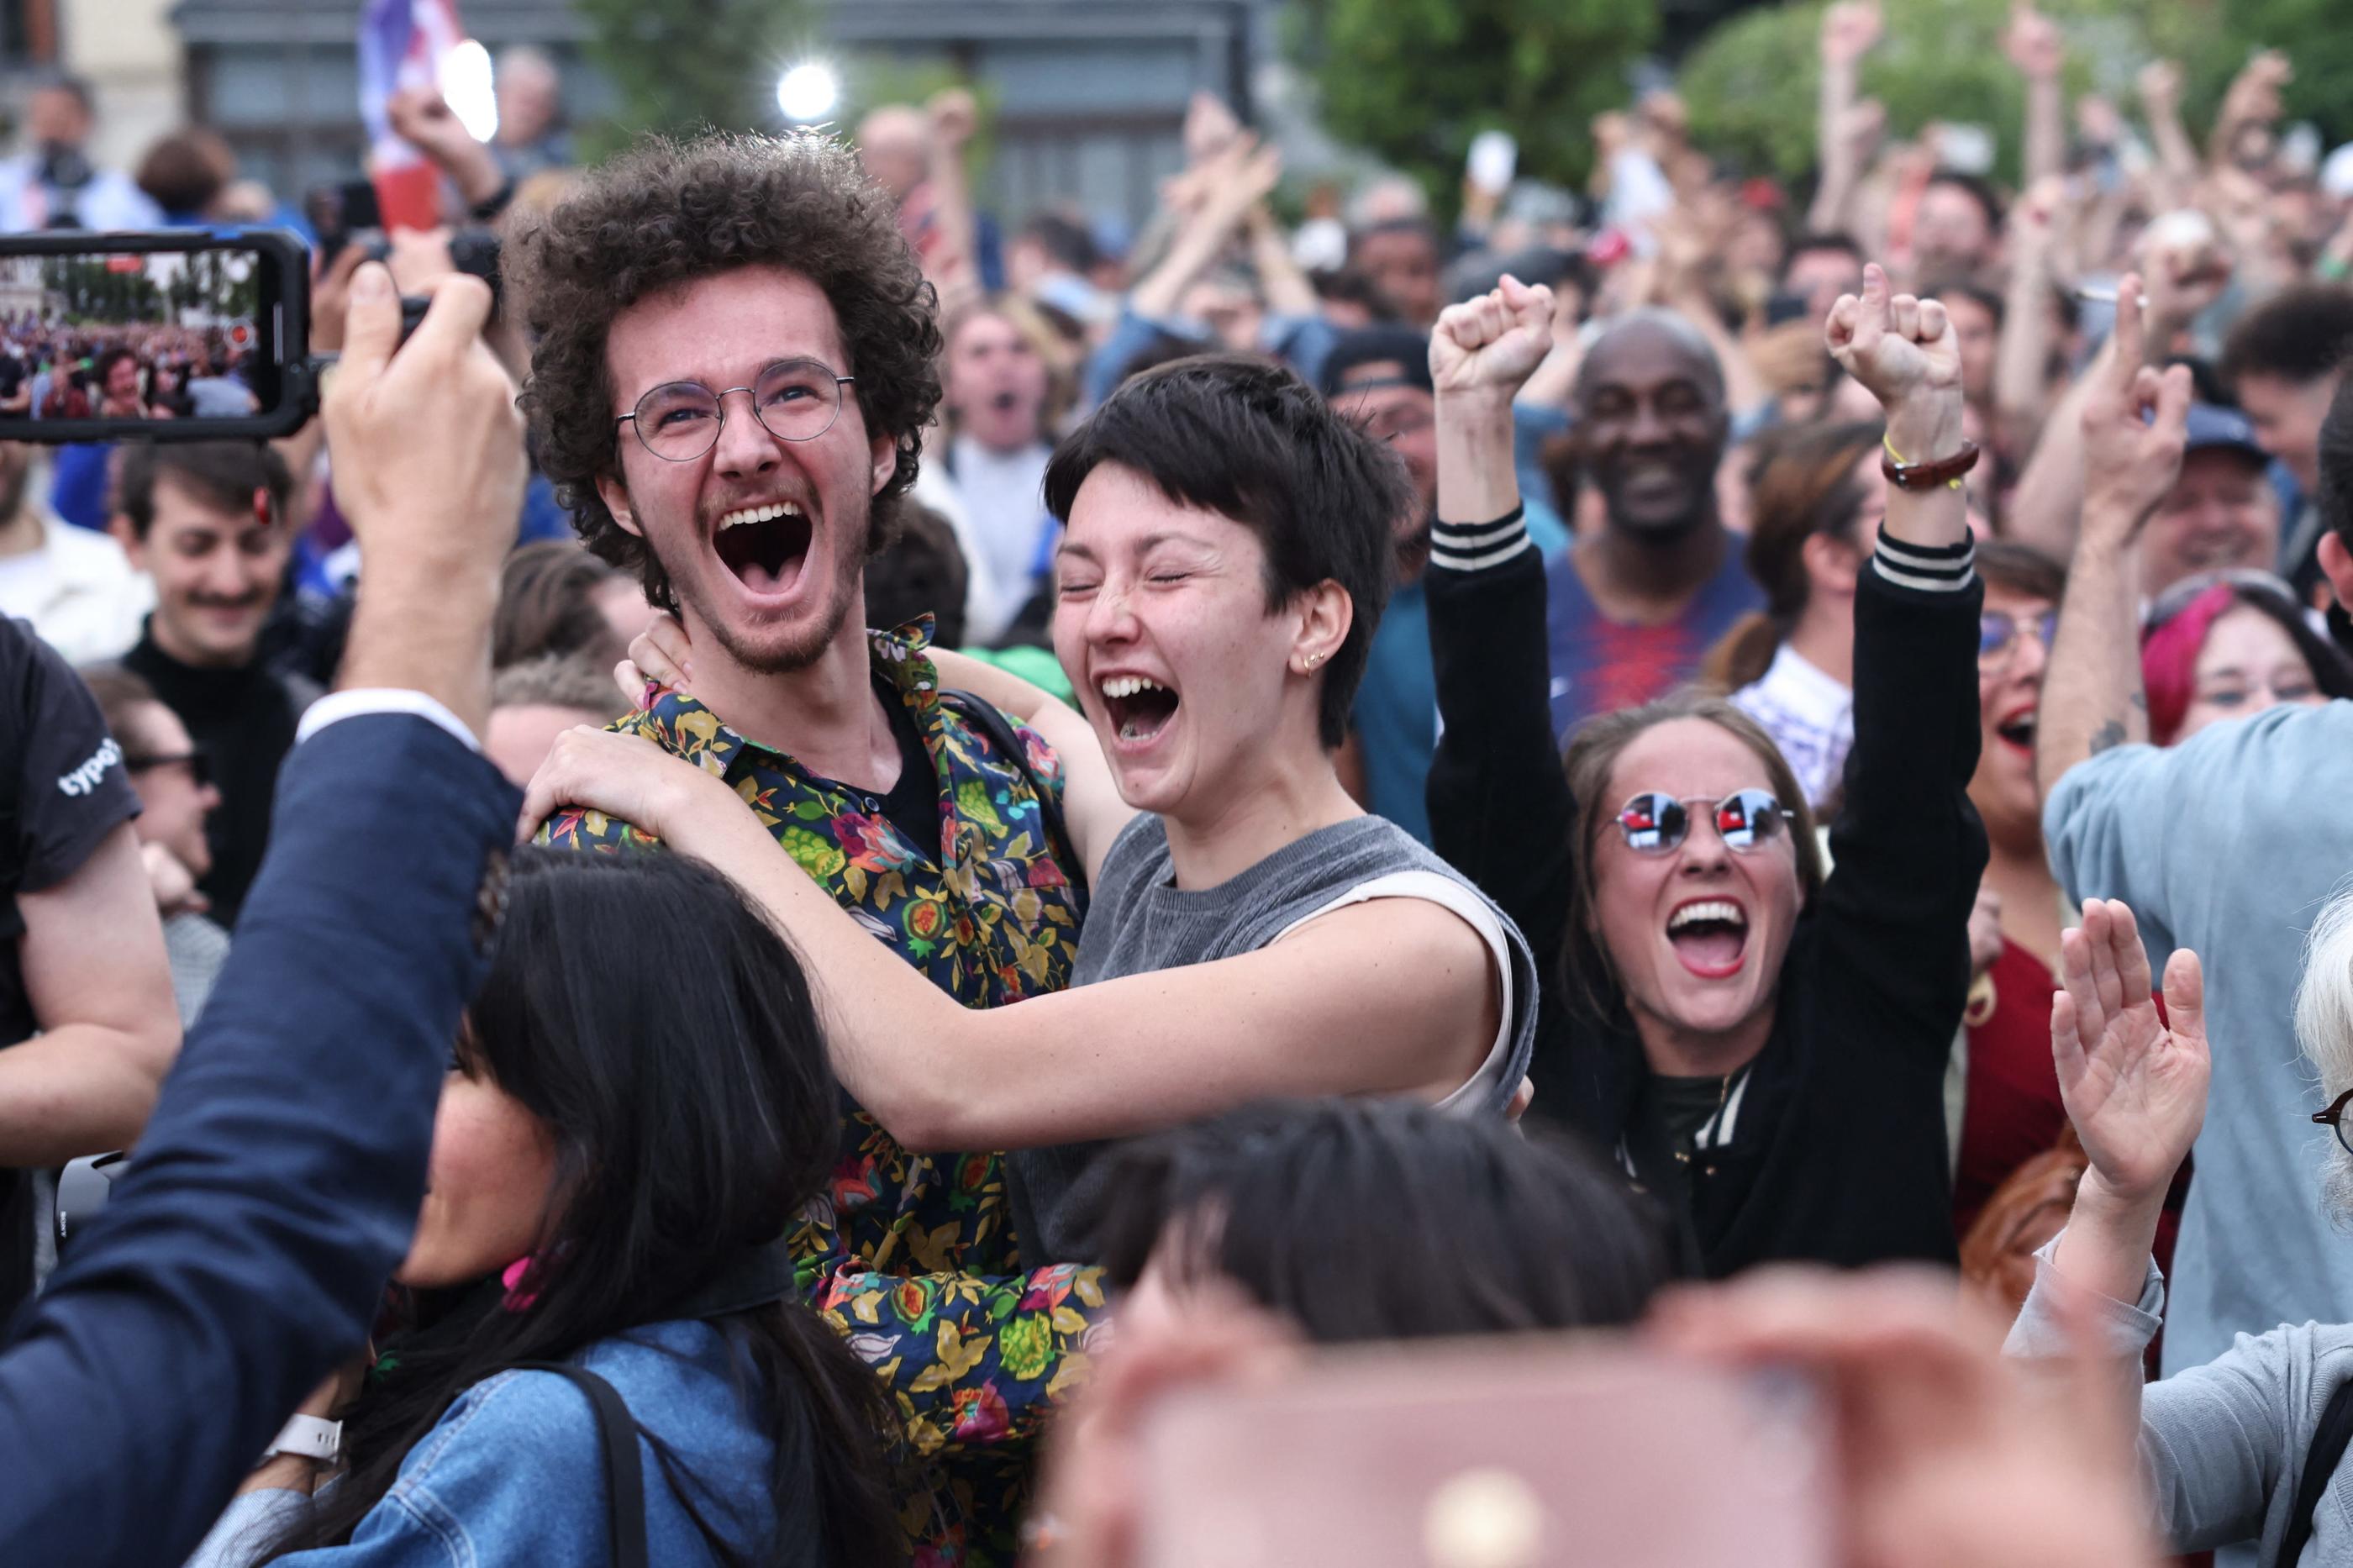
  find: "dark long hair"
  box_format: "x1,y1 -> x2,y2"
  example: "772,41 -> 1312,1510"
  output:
1700,419 -> 1882,692
1087,1099 -> 1677,1339
261,850 -> 904,1566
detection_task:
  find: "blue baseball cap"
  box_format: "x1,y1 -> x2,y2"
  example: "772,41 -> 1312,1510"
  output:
2182,403 -> 2270,466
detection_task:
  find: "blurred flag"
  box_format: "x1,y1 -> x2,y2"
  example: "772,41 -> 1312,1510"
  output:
358,0 -> 467,231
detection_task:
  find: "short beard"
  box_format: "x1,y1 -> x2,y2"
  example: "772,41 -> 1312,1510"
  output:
681,490 -> 875,676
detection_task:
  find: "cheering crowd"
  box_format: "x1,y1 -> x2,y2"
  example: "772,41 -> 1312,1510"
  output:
3,8 -> 2353,1565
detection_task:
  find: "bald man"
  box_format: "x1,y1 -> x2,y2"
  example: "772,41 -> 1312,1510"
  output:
1545,310 -> 1763,734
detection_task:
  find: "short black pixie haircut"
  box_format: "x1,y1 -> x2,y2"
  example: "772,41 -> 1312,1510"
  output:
1042,353 -> 1412,749
1085,1099 -> 1677,1342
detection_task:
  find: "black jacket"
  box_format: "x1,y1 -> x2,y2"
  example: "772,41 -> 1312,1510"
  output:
1424,513 -> 1987,1274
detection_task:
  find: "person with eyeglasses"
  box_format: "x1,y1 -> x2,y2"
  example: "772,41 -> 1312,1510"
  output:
502,132 -> 1107,1566
77,664 -> 226,1025
2039,276 -> 2353,1391
527,345 -> 1540,1275
2140,570 -> 2353,747
1424,266 -> 1987,1274
1998,891 -> 2353,1568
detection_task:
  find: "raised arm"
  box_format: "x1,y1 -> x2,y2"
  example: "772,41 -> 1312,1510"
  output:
1808,2 -> 1883,234
2137,62 -> 2199,212
2043,898 -> 2208,1306
1811,266 -> 1988,1044
2036,275 -> 2189,796
0,267 -> 525,1566
1127,136 -> 1282,324
1424,292 -> 1577,972
2005,5 -> 2067,192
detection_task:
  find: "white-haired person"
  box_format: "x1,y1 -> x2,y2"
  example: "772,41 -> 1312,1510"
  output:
2004,890 -> 2353,1566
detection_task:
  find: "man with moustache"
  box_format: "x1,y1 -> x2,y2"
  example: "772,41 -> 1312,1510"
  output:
1545,308 -> 1763,735
512,133 -> 1101,1566
114,440 -> 308,925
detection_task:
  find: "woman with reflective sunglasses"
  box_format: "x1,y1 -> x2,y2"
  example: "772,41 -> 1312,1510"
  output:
1426,266 -> 1987,1275
2140,570 -> 2353,747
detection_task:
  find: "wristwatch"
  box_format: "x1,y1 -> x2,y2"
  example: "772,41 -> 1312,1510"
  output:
262,1413 -> 342,1465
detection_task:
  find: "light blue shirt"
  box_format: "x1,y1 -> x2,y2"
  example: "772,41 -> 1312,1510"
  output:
2044,701 -> 2353,1377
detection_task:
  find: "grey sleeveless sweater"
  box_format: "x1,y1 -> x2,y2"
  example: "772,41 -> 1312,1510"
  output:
1006,813 -> 1540,1265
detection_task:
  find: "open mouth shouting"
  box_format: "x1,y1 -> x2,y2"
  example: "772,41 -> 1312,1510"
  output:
713,500 -> 813,597
1993,703 -> 2037,757
1666,896 -> 1750,980
1098,672 -> 1182,750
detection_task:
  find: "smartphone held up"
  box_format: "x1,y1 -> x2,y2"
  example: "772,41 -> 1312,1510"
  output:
1135,1338 -> 1833,1568
0,228 -> 308,444
0,221 -> 497,448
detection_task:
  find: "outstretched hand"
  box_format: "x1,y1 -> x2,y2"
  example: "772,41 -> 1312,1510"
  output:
2051,898 -> 2208,1207
2079,274 -> 2192,535
516,726 -> 737,847
1826,262 -> 1964,458
1430,275 -> 1555,400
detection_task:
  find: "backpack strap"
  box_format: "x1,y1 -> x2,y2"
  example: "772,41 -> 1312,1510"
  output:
939,687 -> 1087,896
2282,1376 -> 2353,1565
512,1362 -> 648,1568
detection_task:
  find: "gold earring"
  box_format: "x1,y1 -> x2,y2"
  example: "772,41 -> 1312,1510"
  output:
1303,651 -> 1325,671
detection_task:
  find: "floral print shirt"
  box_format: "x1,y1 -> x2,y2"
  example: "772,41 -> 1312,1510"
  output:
537,621 -> 1104,1567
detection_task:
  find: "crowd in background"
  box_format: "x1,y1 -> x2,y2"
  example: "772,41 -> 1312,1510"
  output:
0,8 -> 2350,1566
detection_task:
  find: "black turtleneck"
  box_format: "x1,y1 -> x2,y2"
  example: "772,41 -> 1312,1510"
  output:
122,620 -> 308,927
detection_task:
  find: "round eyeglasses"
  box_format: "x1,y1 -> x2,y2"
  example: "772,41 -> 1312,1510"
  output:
616,358 -> 856,463
1614,790 -> 1793,855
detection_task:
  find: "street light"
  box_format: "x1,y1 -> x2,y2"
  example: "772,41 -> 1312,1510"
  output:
776,62 -> 840,124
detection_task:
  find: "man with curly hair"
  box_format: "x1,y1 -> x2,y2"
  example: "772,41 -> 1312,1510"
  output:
509,131 -> 1101,1565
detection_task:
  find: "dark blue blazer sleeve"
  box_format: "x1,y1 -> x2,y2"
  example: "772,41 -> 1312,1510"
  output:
0,713 -> 519,1567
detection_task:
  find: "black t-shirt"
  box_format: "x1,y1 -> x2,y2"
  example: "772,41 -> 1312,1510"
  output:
0,616 -> 139,1316
0,617 -> 139,1044
0,355 -> 26,401
122,624 -> 309,927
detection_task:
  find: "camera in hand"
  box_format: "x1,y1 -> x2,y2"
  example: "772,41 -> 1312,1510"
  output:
0,224 -> 499,446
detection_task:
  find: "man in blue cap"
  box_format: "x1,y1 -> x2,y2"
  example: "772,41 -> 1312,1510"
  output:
2138,402 -> 2284,600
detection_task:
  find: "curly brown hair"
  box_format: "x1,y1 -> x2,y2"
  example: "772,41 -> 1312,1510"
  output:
506,131 -> 944,610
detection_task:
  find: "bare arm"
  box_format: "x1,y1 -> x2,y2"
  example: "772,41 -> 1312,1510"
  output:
2038,276 -> 2187,797
1245,205 -> 1320,318
921,91 -> 984,321
522,731 -> 1496,1153
1808,3 -> 1882,234
2003,335 -> 2108,560
1128,137 -> 1281,324
0,823 -> 177,1161
1994,182 -> 2062,454
2137,62 -> 2198,210
924,646 -> 1137,884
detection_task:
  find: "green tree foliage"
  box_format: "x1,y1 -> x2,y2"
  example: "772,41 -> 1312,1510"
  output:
1289,0 -> 1656,209
574,0 -> 816,157
1681,0 -> 2350,191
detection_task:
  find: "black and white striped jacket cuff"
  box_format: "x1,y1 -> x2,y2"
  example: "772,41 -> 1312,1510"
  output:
1871,526 -> 1976,592
1431,506 -> 1531,572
